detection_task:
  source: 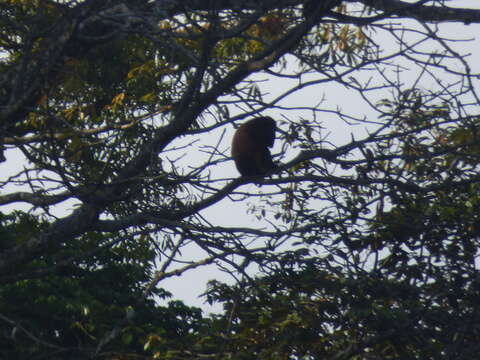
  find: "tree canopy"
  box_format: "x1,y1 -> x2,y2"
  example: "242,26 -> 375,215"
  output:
1,0 -> 480,359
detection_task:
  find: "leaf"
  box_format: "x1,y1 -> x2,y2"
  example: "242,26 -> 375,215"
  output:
111,93 -> 125,106
140,92 -> 156,103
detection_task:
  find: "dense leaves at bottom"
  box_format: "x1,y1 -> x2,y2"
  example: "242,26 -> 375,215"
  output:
0,212 -> 204,359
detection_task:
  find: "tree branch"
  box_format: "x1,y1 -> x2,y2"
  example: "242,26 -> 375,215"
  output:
360,0 -> 480,24
0,191 -> 70,207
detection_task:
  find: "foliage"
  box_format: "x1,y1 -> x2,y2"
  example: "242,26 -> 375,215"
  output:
1,0 -> 480,359
0,211 -> 204,359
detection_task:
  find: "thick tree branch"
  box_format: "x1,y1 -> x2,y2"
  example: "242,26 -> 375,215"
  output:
0,191 -> 70,207
0,204 -> 99,278
359,0 -> 480,24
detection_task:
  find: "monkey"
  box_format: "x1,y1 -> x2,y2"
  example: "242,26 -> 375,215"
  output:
231,117 -> 277,177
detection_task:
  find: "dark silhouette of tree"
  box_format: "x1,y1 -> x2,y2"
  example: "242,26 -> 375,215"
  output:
1,0 -> 480,358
